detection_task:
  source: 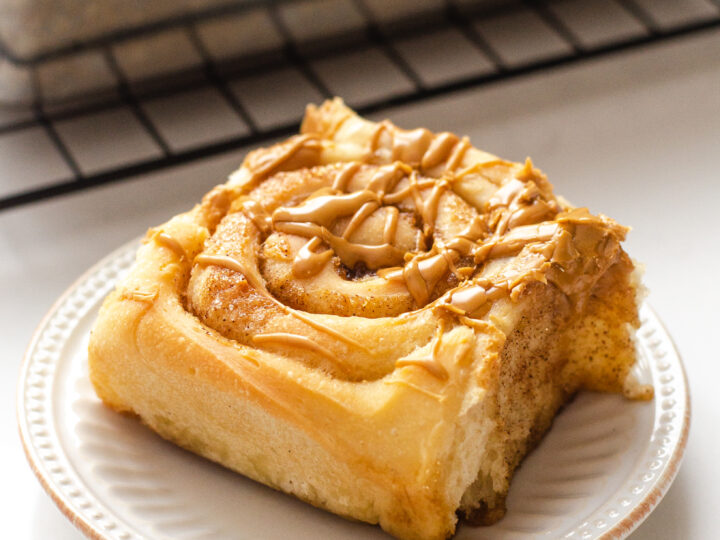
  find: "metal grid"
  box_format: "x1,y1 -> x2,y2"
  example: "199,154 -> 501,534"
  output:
1,0 -> 719,211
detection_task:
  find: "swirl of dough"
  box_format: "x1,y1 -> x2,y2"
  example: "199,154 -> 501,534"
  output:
160,99 -> 630,384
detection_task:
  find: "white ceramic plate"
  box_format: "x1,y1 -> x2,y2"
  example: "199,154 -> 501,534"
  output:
18,240 -> 689,540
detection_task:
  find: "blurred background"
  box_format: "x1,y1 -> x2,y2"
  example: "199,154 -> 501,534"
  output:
0,0 -> 718,209
1,0 -> 719,538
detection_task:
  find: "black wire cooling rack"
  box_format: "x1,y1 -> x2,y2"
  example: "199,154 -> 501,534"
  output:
0,0 -> 718,211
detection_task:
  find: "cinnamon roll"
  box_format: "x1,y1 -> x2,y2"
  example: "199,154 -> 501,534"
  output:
88,98 -> 651,540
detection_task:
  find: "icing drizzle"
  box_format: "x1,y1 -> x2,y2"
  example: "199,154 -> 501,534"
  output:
186,114 -> 630,383
194,253 -> 372,354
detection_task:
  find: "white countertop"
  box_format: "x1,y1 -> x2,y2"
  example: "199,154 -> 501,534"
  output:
2,30 -> 719,539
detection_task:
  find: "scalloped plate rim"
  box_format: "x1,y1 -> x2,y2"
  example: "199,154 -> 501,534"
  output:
16,237 -> 691,540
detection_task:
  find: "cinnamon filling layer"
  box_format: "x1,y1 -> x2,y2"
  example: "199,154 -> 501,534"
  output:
170,115 -> 631,382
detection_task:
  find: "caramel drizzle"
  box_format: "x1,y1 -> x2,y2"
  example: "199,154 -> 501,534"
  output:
455,159 -> 515,182
383,206 -> 399,244
474,222 -> 559,263
274,190 -> 378,228
412,173 -> 448,237
246,134 -> 320,185
273,164 -> 415,270
395,324 -> 449,380
265,126 -> 544,305
252,333 -> 337,362
342,201 -> 380,239
332,162 -> 361,191
275,220 -> 406,270
421,132 -> 459,170
446,137 -> 470,171
194,253 -> 371,354
381,179 -> 436,204
284,308 -> 372,355
448,285 -> 488,314
369,120 -> 392,156
273,162 -> 452,276
195,254 -> 264,289
378,219 -> 485,305
239,199 -> 272,233
202,122 -> 607,380
436,282 -> 507,316
270,151 -> 563,309
293,237 -> 333,279
155,232 -> 187,261
268,128 -> 521,296
487,177 -> 559,235
376,124 -> 469,173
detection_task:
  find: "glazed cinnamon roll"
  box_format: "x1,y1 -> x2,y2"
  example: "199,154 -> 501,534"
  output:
89,98 -> 651,540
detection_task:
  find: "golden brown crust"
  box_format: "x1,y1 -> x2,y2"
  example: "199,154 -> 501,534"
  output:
88,98 -> 648,540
